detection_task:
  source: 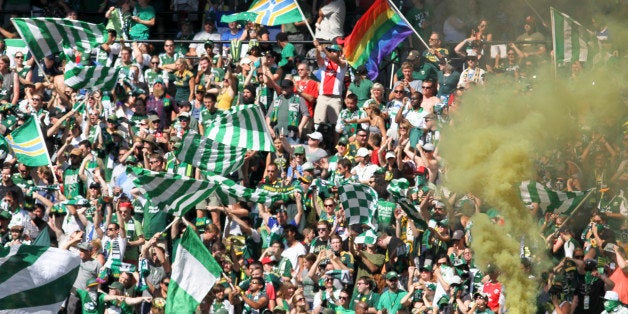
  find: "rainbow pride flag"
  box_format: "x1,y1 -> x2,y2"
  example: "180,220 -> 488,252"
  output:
343,0 -> 412,79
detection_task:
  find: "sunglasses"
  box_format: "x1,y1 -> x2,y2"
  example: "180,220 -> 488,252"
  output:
15,56 -> 23,59
394,90 -> 404,93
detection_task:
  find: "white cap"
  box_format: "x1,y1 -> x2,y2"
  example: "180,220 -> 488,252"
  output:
385,151 -> 396,159
302,162 -> 314,171
357,147 -> 370,157
307,132 -> 323,141
604,291 -> 619,301
423,143 -> 435,151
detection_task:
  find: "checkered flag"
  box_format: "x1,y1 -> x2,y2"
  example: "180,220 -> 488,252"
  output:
339,183 -> 378,229
354,229 -> 377,244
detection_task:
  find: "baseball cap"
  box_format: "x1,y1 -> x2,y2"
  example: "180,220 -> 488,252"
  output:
357,147 -> 370,157
196,84 -> 206,93
178,111 -> 191,119
109,282 -> 124,291
281,79 -> 294,88
422,143 -> 435,152
148,114 -> 160,122
76,242 -> 93,251
70,148 -> 82,156
293,145 -> 305,155
326,44 -> 341,52
302,162 -> 314,171
385,271 -> 399,280
86,278 -> 99,287
604,291 -> 620,301
385,151 -> 396,159
307,131 -> 323,141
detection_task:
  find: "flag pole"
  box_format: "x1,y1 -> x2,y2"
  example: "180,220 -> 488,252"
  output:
550,7 -> 557,80
386,0 -> 431,53
292,0 -> 316,40
556,189 -> 594,229
10,18 -> 52,85
32,115 -> 58,184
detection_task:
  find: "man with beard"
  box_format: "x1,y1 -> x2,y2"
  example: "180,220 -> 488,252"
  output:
240,84 -> 256,106
64,148 -> 85,199
376,271 -> 410,314
265,79 -> 310,140
146,80 -> 174,130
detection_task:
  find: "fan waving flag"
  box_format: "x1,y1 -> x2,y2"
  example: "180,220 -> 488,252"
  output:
0,245 -> 80,312
519,181 -> 590,215
221,0 -> 302,26
204,104 -> 275,152
12,17 -> 105,61
64,62 -> 121,91
176,133 -> 247,176
550,7 -> 591,65
343,0 -> 413,80
6,116 -> 50,167
339,183 -> 378,229
166,228 -> 222,314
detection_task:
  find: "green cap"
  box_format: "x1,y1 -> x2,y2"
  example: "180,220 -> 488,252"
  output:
293,145 -> 305,155
109,281 -> 124,291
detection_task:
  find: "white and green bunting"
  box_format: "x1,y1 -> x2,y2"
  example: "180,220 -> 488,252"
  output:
64,61 -> 121,91
176,133 -> 247,176
519,180 -> 589,215
0,245 -> 80,312
166,228 -> 222,314
338,183 -> 378,229
127,167 -> 279,216
11,17 -> 105,61
550,7 -> 590,65
204,104 -> 275,152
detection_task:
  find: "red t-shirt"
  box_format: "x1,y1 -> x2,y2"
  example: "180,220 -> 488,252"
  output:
482,281 -> 502,312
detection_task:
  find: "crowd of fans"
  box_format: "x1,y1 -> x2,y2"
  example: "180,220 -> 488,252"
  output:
0,0 -> 625,314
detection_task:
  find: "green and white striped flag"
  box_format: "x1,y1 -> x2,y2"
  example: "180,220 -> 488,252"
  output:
0,245 -> 80,312
6,116 -> 51,167
12,17 -> 105,61
206,173 -> 281,206
5,38 -> 29,67
176,133 -> 247,176
339,183 -> 378,229
166,228 -> 222,314
204,104 -> 275,152
127,167 -> 221,217
550,7 -> 591,65
64,61 -> 121,91
127,167 -> 278,216
519,180 -> 589,215
354,229 -> 377,245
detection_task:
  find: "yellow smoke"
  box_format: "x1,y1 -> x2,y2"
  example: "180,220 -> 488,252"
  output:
439,52 -> 625,314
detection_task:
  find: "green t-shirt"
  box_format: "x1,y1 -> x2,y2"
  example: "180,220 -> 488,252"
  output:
279,43 -> 296,67
376,290 -> 408,314
129,5 -> 155,40
348,79 -> 373,108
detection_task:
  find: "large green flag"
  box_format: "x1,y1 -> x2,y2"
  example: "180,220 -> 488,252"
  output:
221,0 -> 303,26
519,180 -> 590,215
0,245 -> 80,312
204,104 -> 275,152
127,167 -> 279,216
11,17 -> 105,61
64,61 -> 121,91
550,7 -> 591,65
166,228 -> 222,313
176,133 -> 247,176
5,116 -> 50,166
